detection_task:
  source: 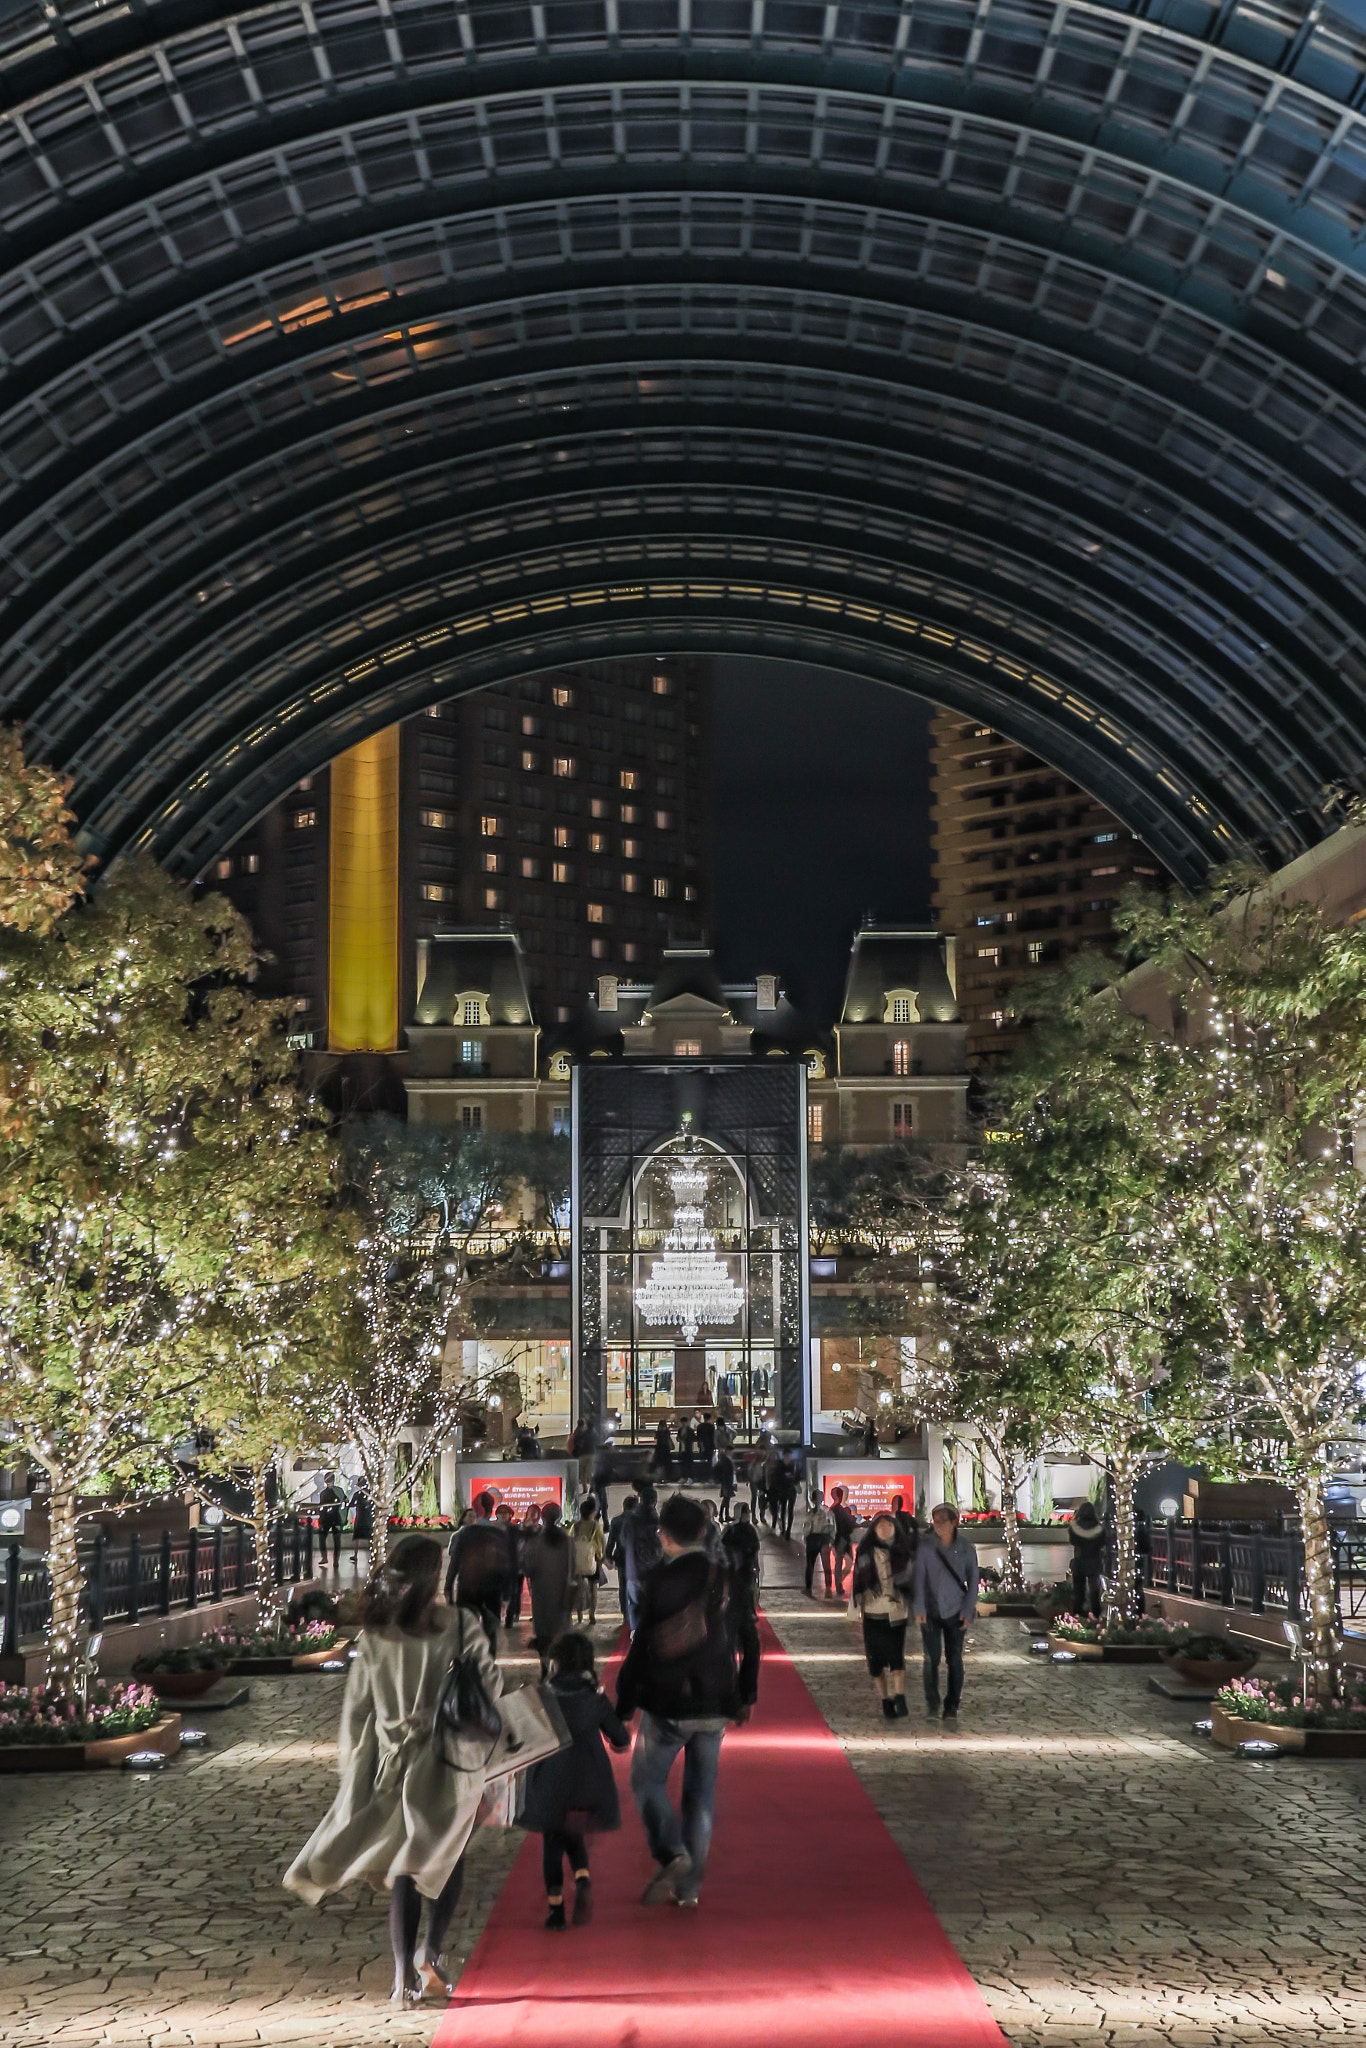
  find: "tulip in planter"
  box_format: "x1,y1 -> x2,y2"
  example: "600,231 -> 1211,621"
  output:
0,1679 -> 181,1772
1211,1674 -> 1366,1756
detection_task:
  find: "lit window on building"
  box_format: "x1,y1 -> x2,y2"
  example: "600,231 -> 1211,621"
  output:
891,995 -> 912,1023
521,750 -> 540,773
553,1105 -> 571,1135
892,1101 -> 914,1136
420,809 -> 453,829
1028,941 -> 1045,964
1092,865 -> 1119,877
654,809 -> 674,830
484,887 -> 504,910
653,877 -> 669,899
553,861 -> 574,884
421,883 -> 453,902
674,1039 -> 702,1057
1094,831 -> 1117,843
426,705 -> 443,719
291,808 -> 316,829
622,837 -> 641,858
808,1102 -> 824,1143
552,756 -> 577,778
621,770 -> 639,789
622,872 -> 640,893
684,885 -> 697,903
622,942 -> 640,963
978,945 -> 999,963
591,797 -> 610,819
215,857 -> 233,879
297,776 -> 313,792
462,1039 -> 483,1066
461,1105 -> 482,1130
892,1040 -> 910,1076
522,714 -> 542,736
552,687 -> 574,708
621,803 -> 640,823
554,825 -> 574,848
587,902 -> 606,924
243,853 -> 259,874
484,850 -> 503,873
591,937 -> 609,959
991,1009 -> 1008,1029
480,814 -> 503,837
590,831 -> 607,853
652,673 -> 672,695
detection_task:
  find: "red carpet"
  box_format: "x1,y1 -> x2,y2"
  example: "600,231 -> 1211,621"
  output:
434,1613 -> 1006,2047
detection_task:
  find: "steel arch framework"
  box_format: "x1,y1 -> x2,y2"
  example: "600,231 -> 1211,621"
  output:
4,0 -> 1366,876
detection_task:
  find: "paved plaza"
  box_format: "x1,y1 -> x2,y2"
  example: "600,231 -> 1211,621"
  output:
3,1530 -> 1363,2048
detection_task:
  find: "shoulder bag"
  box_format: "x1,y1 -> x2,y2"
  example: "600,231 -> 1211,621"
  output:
432,1620 -> 504,1773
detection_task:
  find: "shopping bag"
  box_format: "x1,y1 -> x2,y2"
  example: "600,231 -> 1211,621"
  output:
484,1681 -> 572,1782
476,1774 -> 518,1828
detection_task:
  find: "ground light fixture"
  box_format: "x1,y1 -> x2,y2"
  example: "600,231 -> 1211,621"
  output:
1029,1640 -> 1050,1655
1192,1719 -> 1214,1736
179,1729 -> 210,1749
1237,1740 -> 1283,1759
1051,1649 -> 1078,1663
320,1659 -> 347,1671
124,1750 -> 168,1771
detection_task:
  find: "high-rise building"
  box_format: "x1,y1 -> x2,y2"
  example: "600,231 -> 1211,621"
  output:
210,657 -> 714,1046
930,710 -> 1170,1066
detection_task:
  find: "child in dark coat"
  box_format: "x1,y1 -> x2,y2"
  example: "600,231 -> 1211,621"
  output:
520,1630 -> 630,1929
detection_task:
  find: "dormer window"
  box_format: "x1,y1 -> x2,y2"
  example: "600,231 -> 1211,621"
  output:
882,989 -> 920,1025
893,997 -> 912,1024
456,991 -> 491,1026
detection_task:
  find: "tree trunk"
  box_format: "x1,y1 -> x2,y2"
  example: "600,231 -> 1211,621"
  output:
368,1456 -> 395,1570
999,1470 -> 1025,1592
1104,1454 -> 1138,1630
1295,1467 -> 1343,1703
44,1477 -> 83,1700
251,1461 -> 278,1635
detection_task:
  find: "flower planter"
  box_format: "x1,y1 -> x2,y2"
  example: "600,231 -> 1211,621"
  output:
1211,1701 -> 1366,1756
147,1667 -> 229,1701
0,1712 -> 182,1773
1160,1650 -> 1257,1689
1047,1632 -> 1164,1662
226,1641 -> 340,1675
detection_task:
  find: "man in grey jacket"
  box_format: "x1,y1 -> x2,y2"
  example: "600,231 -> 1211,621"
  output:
912,1502 -> 979,1721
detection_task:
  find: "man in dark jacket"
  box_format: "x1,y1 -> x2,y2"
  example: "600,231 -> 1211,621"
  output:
721,1502 -> 761,1609
444,1490 -> 515,1650
608,1480 -> 661,1632
829,1485 -> 858,1597
617,1493 -> 760,1908
316,1472 -> 345,1571
696,1414 -> 717,1477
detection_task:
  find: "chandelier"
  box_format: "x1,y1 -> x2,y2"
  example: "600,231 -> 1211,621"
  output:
636,1137 -> 743,1345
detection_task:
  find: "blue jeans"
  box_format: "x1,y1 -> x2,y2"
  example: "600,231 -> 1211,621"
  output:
629,1712 -> 726,1886
921,1617 -> 966,1711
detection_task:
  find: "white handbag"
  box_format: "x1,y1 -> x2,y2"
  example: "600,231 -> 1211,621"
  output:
482,1681 -> 572,1784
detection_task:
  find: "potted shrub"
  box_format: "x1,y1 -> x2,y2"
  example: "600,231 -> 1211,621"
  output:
1157,1628 -> 1258,1689
131,1637 -> 231,1699
0,1679 -> 179,1772
1211,1673 -> 1366,1756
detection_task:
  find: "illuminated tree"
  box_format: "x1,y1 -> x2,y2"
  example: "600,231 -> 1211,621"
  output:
0,726 -> 89,939
0,855 -> 309,1694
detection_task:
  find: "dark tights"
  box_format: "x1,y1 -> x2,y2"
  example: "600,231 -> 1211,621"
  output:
389,1858 -> 465,1977
541,1829 -> 588,1898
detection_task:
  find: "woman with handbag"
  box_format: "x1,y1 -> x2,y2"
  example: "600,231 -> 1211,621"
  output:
851,1511 -> 916,1721
571,1497 -> 606,1624
521,1630 -> 630,1929
283,1533 -> 502,2007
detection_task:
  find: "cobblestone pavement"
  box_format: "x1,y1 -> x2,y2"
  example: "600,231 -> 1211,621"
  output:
4,1515 -> 1365,2047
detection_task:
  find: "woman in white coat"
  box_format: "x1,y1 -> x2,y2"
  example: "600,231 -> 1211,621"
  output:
284,1533 -> 502,2006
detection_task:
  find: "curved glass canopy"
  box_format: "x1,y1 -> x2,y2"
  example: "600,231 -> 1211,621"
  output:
4,0 -> 1366,877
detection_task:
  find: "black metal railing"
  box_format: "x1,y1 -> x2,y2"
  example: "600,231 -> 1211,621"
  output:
1147,1518 -> 1310,1620
1,1516 -> 317,1659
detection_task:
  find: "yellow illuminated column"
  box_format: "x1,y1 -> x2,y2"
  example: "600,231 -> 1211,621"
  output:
328,726 -> 400,1052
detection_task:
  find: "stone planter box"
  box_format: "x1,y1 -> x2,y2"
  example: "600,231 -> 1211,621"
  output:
1160,1650 -> 1257,1689
1210,1701 -> 1366,1756
226,1642 -> 340,1675
1047,1632 -> 1164,1663
145,1667 -> 229,1700
0,1712 -> 182,1773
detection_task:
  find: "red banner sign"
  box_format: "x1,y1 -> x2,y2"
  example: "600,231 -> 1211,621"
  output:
461,1474 -> 564,1519
822,1471 -> 915,1520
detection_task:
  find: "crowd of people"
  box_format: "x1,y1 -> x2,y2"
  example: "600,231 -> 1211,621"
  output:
287,1431 -> 984,2007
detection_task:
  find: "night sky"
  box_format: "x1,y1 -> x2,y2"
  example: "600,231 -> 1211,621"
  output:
710,658 -> 935,1021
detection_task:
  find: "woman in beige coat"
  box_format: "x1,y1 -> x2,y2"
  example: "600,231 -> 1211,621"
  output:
284,1533 -> 502,2006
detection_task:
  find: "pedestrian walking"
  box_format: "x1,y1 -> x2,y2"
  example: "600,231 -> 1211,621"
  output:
851,1511 -> 916,1720
890,1492 -> 918,1552
443,1489 -> 515,1652
700,1497 -> 726,1561
316,1472 -> 346,1571
747,1449 -> 767,1524
696,1414 -> 717,1477
829,1485 -> 858,1597
860,1415 -> 879,1458
283,1533 -> 501,2006
912,1502 -> 980,1721
571,1497 -> 606,1623
617,1493 -> 760,1908
349,1484 -> 373,1564
650,1418 -> 675,1484
679,1418 -> 697,1482
721,1501 -> 761,1612
503,1504 -> 539,1629
620,1481 -> 662,1632
522,1631 -> 630,1929
802,1493 -> 834,1596
523,1501 -> 575,1663
1068,1498 -> 1106,1618
769,1458 -> 797,1539
715,1449 -> 736,1521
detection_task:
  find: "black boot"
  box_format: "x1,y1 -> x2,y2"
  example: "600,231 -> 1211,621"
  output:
545,1899 -> 567,1931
